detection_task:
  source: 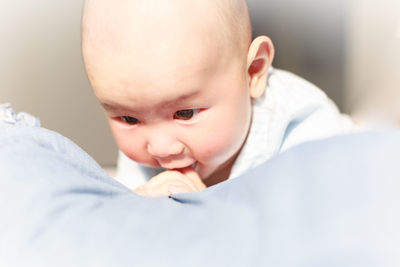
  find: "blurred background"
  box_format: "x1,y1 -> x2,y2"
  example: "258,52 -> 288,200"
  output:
1,0 -> 399,167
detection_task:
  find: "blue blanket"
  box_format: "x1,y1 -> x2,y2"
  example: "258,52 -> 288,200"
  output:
1,112 -> 400,266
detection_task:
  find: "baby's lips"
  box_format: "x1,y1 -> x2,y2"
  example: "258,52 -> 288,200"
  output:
169,161 -> 197,172
173,164 -> 196,175
179,166 -> 205,189
158,158 -> 196,170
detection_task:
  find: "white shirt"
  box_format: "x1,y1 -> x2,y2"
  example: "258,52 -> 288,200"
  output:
115,68 -> 355,189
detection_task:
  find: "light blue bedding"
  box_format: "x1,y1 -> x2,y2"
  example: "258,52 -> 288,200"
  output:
1,107 -> 400,266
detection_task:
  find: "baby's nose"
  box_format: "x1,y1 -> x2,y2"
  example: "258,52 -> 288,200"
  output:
147,138 -> 185,159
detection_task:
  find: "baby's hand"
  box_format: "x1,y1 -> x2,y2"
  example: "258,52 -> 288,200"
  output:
134,167 -> 206,198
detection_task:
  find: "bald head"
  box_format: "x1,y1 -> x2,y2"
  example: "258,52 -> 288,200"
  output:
80,0 -> 275,183
81,0 -> 252,66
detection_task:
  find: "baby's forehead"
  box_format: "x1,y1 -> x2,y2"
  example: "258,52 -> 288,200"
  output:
82,0 -> 251,95
82,0 -> 249,52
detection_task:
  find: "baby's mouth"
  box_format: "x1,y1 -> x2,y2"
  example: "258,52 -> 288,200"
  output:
174,161 -> 197,171
190,161 -> 198,170
158,159 -> 197,171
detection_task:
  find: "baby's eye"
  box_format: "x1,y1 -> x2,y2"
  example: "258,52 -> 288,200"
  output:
173,109 -> 200,120
121,116 -> 140,125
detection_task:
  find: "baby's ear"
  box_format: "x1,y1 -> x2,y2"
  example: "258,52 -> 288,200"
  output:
246,36 -> 275,98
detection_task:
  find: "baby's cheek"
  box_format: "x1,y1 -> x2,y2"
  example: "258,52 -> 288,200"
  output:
196,127 -> 239,162
121,143 -> 145,163
110,124 -> 154,165
199,114 -> 249,163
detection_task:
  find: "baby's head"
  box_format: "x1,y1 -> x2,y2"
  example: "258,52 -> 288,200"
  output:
81,0 -> 274,186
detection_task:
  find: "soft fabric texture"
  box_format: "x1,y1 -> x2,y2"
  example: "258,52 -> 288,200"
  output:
115,68 -> 355,190
1,105 -> 400,267
0,103 -> 41,127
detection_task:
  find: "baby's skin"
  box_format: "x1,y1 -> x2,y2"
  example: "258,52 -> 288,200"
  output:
81,0 -> 274,197
134,168 -> 206,197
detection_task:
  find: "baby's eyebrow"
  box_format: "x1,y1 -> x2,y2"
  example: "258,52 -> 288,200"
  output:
100,90 -> 201,112
100,102 -> 132,112
161,90 -> 201,107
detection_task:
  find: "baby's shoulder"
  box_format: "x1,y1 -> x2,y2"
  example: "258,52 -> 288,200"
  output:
267,68 -> 328,102
262,68 -> 336,113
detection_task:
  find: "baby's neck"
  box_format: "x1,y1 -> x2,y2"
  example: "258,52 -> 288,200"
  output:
203,152 -> 239,187
203,166 -> 232,187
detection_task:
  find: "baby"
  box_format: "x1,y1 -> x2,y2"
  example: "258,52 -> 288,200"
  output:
81,0 -> 353,197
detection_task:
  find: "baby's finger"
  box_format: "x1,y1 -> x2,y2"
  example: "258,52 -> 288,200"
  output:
144,186 -> 168,197
168,184 -> 193,195
134,184 -> 169,198
180,167 -> 206,190
147,182 -> 192,197
133,185 -> 150,197
147,170 -> 195,190
137,169 -> 205,197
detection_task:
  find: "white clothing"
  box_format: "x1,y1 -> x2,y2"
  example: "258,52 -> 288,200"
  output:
115,68 -> 355,190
